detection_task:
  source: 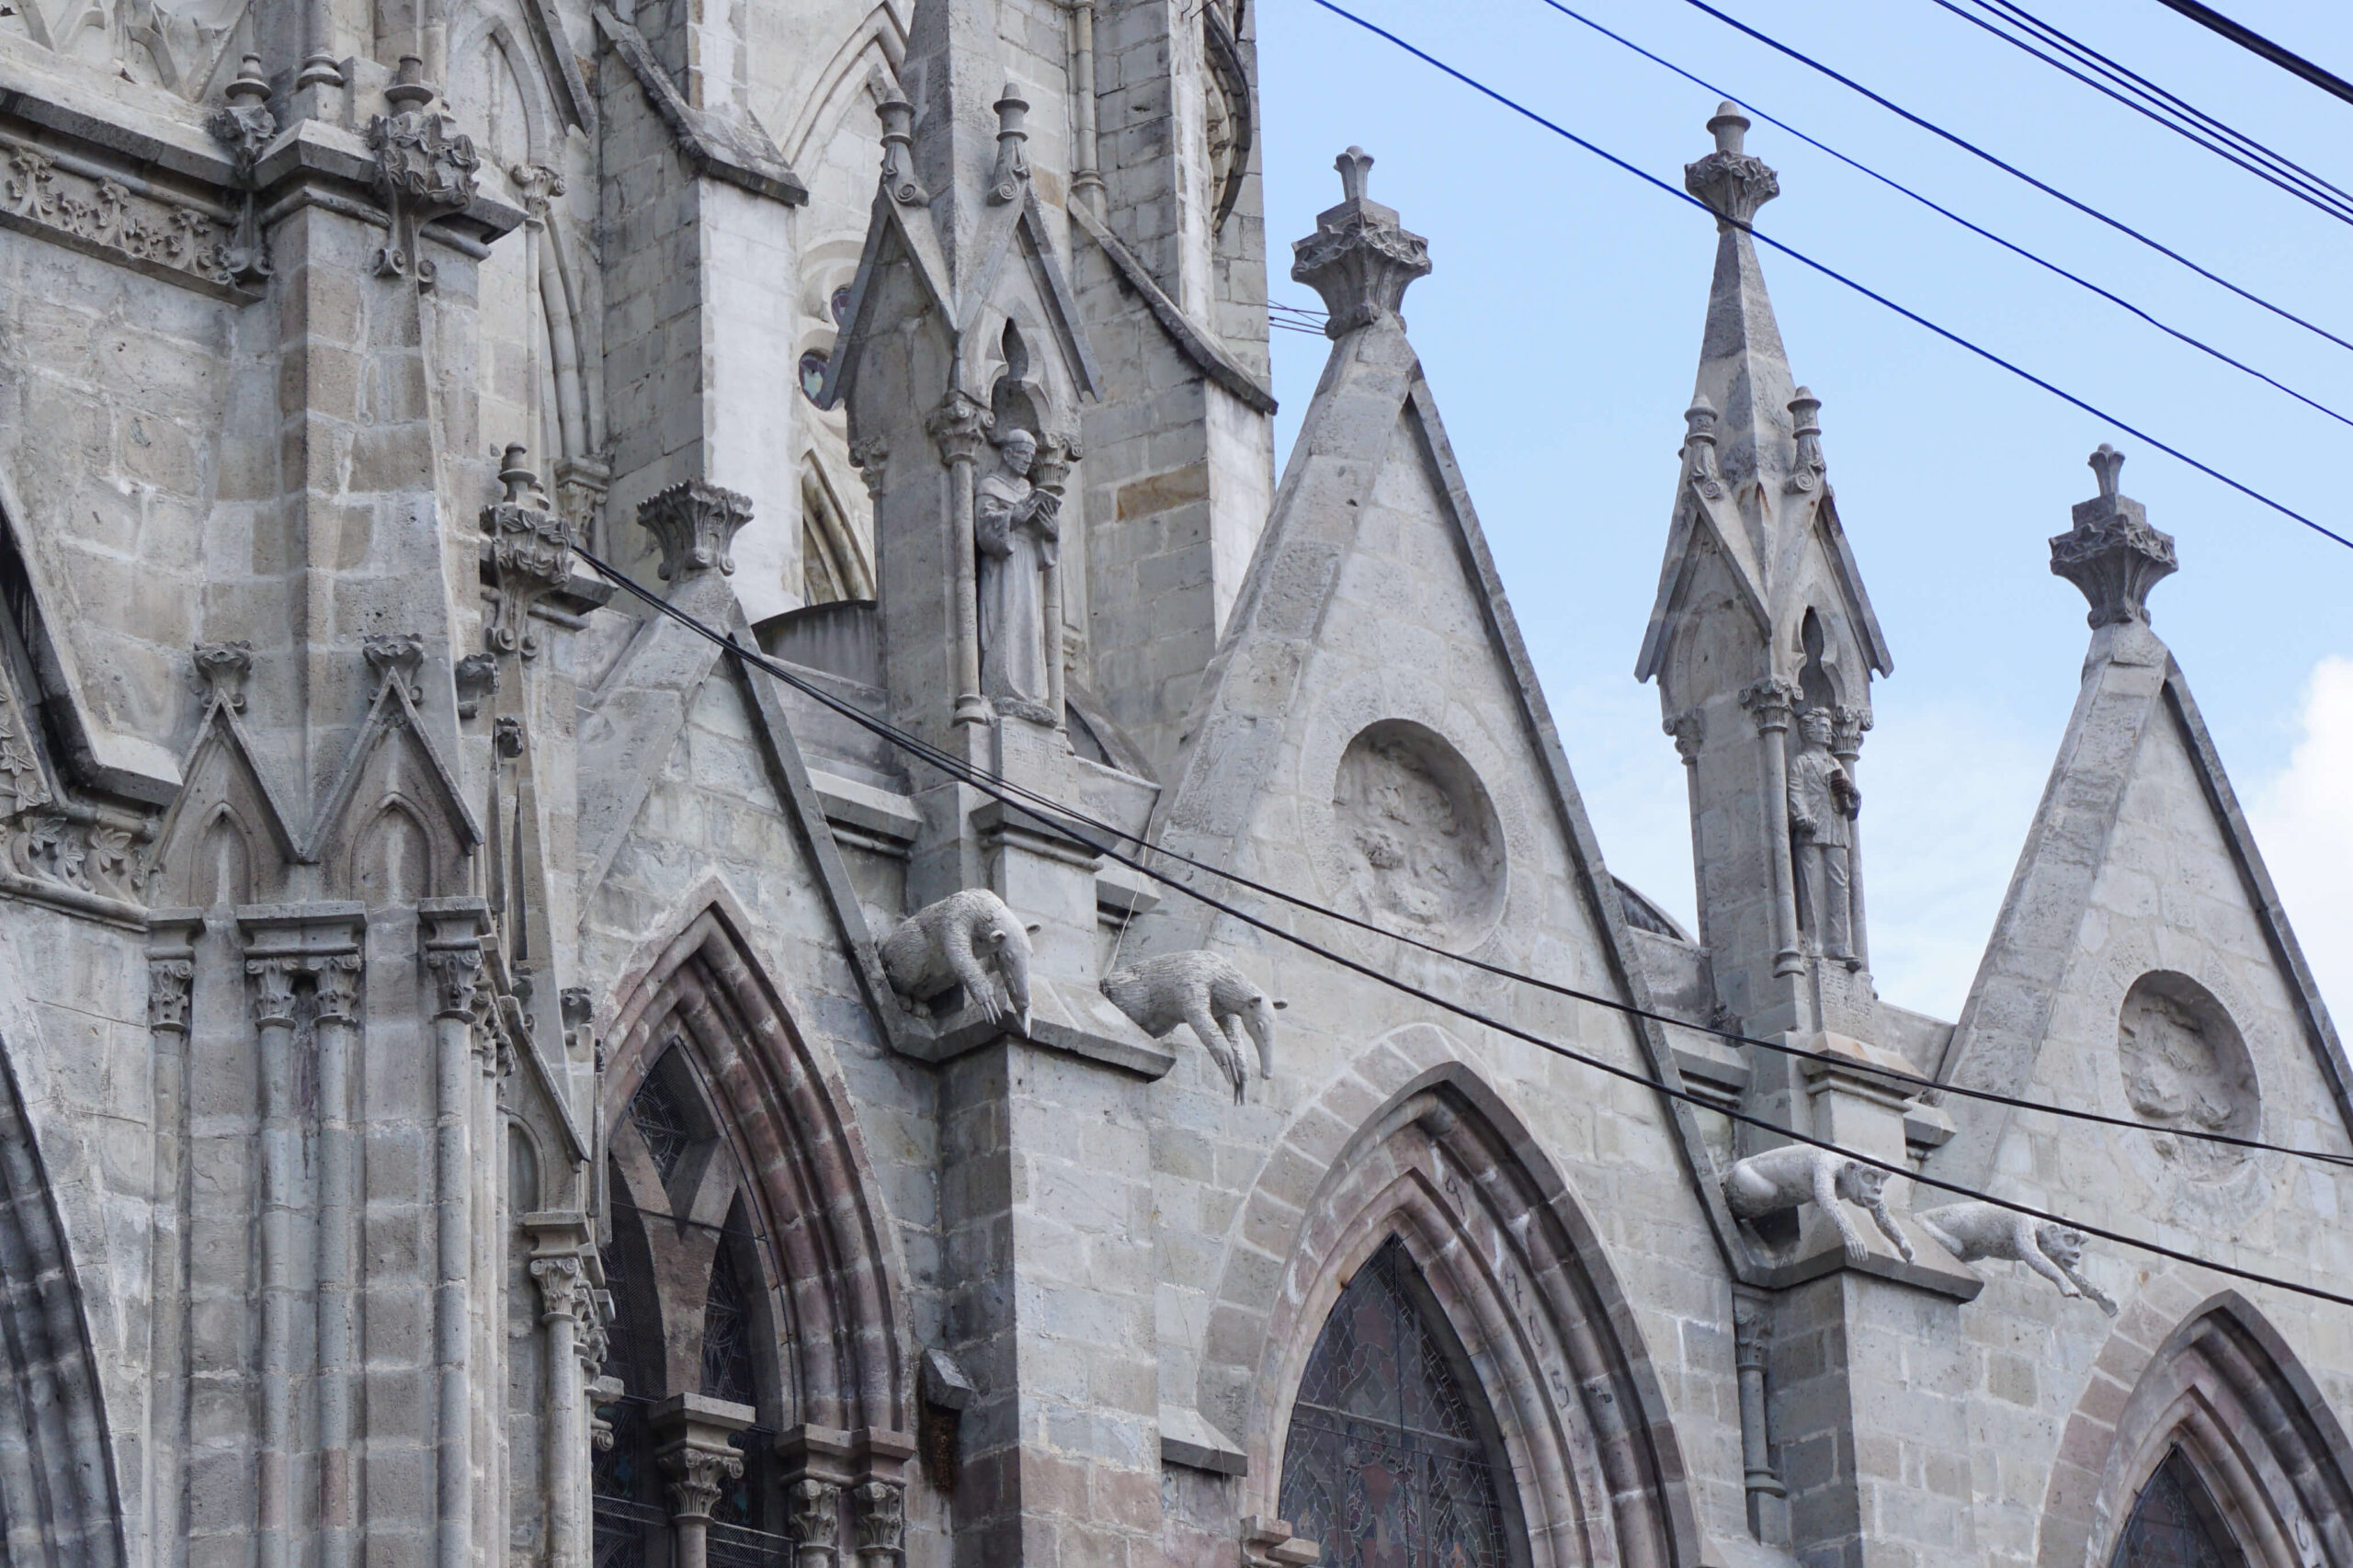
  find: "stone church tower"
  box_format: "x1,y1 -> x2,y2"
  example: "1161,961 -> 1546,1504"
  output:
0,0 -> 2345,1563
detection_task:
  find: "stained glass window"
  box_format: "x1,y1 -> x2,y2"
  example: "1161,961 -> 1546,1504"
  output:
1278,1239 -> 1517,1568
2109,1449 -> 2245,1568
701,1242 -> 758,1406
630,1050 -> 694,1183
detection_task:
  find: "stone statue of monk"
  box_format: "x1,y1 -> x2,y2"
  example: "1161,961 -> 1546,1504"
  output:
1787,705 -> 1860,962
975,428 -> 1058,719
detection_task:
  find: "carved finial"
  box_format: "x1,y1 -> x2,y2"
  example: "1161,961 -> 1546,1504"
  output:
385,54 -> 435,110
2089,442 -> 2123,504
1786,387 -> 1824,494
194,642 -> 254,711
1709,101 -> 1749,155
1682,398 -> 1723,498
989,84 -> 1032,204
638,481 -> 753,581
1290,144 -> 1430,337
499,444 -> 539,505
875,79 -> 926,206
1686,104 -> 1779,230
1335,145 -> 1373,204
226,54 -> 269,106
363,632 -> 426,700
2051,444 -> 2177,629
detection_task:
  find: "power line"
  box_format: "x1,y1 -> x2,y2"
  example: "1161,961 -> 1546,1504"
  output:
2144,0 -> 2353,108
1928,0 -> 2353,223
1525,0 -> 2353,434
1666,0 -> 2353,358
572,548 -> 2353,1312
577,543 -> 2353,1175
1309,0 -> 2353,552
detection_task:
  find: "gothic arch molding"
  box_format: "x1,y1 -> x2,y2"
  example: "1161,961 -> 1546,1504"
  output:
602,897 -> 910,1441
2040,1278 -> 2353,1568
1210,1029 -> 1700,1568
0,1045 -> 123,1568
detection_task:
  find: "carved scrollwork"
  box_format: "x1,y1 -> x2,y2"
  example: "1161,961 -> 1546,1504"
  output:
1681,398 -> 1724,501
0,141 -> 236,290
874,81 -> 927,206
482,446 -> 576,657
1784,387 -> 1825,494
987,85 -> 1031,205
363,633 -> 426,701
194,642 -> 254,711
147,957 -> 196,1035
367,57 -> 480,288
204,55 -> 276,285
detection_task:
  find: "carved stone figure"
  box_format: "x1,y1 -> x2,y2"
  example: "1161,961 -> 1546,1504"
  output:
879,889 -> 1036,1033
2118,976 -> 2255,1176
976,428 -> 1059,720
1722,1145 -> 1914,1266
1916,1200 -> 2118,1315
1786,706 -> 1860,961
1100,950 -> 1285,1100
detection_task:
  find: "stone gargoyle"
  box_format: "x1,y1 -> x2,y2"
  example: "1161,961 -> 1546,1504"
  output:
880,889 -> 1036,1034
1722,1145 -> 1915,1266
1100,950 -> 1284,1101
1916,1200 -> 2118,1315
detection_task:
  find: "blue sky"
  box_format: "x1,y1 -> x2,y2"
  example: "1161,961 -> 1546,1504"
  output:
1254,0 -> 2353,1025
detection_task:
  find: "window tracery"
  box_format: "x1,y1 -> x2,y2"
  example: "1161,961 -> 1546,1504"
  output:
2109,1449 -> 2245,1568
1277,1239 -> 1516,1568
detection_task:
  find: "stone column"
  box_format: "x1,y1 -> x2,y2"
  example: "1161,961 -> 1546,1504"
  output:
653,1393 -> 756,1568
1063,0 -> 1103,212
420,911 -> 484,1568
1831,705 -> 1871,972
311,948 -> 363,1568
527,1214 -> 596,1568
244,949 -> 301,1568
1732,1290 -> 1784,1546
1665,707 -> 1710,953
1031,432 -> 1080,728
927,392 -> 994,731
1741,677 -> 1805,982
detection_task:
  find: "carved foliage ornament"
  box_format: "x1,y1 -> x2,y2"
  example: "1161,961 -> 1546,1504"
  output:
204,55 -> 275,284
1684,104 -> 1779,230
2,142 -> 237,290
482,447 -> 575,657
2051,445 -> 2177,629
1290,147 -> 1430,336
0,676 -> 150,904
368,57 -> 480,288
637,480 -> 752,582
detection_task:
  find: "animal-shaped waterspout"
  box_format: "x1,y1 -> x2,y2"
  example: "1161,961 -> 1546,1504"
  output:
1916,1200 -> 2117,1315
880,889 -> 1036,1035
1100,950 -> 1284,1101
1722,1145 -> 1915,1266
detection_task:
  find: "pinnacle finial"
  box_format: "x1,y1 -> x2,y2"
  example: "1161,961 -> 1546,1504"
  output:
2051,444 -> 2176,628
385,53 -> 436,109
1336,146 -> 1373,205
226,53 -> 268,104
1708,101 -> 1749,155
498,443 -> 539,506
2089,443 -> 2123,504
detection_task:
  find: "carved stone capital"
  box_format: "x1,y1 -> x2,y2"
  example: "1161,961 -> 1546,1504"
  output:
194,642 -> 253,712
661,1445 -> 744,1522
363,633 -> 425,700
987,84 -> 1031,204
1029,430 -> 1082,496
848,436 -> 890,499
788,1479 -> 844,1557
1732,1294 -> 1772,1367
1290,147 -> 1429,336
578,1289 -> 615,1375
367,56 -> 481,288
638,481 -> 753,582
529,1251 -> 587,1324
509,162 -> 565,226
423,946 -> 483,1022
246,957 -> 300,1028
851,1481 -> 904,1562
148,957 -> 195,1035
2051,445 -> 2176,629
1740,677 -> 1800,733
925,392 -> 995,466
1684,104 -> 1779,231
1830,703 -> 1872,757
311,954 -> 362,1024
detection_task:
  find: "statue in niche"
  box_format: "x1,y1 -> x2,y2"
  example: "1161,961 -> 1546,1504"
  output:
1787,706 -> 1860,963
976,427 -> 1059,722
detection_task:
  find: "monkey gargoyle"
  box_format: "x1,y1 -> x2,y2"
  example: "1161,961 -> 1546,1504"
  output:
880,889 -> 1037,1035
1917,1200 -> 2118,1315
1100,951 -> 1285,1101
1722,1145 -> 1915,1267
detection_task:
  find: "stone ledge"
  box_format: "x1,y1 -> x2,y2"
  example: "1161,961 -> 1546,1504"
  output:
591,6 -> 806,207
1160,1404 -> 1245,1475
891,973 -> 1174,1079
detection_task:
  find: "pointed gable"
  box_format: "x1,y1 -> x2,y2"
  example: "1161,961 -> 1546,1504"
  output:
1930,456 -> 2350,1194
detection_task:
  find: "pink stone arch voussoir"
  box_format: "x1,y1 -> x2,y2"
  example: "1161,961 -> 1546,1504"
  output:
1201,1022 -> 1700,1568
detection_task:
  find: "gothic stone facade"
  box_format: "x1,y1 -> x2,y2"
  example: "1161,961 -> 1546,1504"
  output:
0,2 -> 2342,1567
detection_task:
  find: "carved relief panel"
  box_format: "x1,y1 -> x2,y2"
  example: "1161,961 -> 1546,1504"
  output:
2117,971 -> 2258,1179
1331,720 -> 1506,948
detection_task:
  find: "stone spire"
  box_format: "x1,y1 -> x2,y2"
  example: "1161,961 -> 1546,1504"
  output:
2050,445 -> 2177,627
1684,104 -> 1797,493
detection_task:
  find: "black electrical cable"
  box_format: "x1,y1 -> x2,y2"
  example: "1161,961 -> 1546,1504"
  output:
573,547 -> 2353,1311
574,545 -> 2353,1175
1928,0 -> 2353,222
1308,0 -> 2353,553
1663,0 -> 2353,358
2144,0 -> 2353,109
1962,0 -> 2353,208
1525,0 -> 2353,434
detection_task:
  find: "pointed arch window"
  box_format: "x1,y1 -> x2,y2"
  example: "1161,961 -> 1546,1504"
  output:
701,1234 -> 758,1405
1278,1239 -> 1520,1568
629,1055 -> 694,1183
2109,1449 -> 2245,1568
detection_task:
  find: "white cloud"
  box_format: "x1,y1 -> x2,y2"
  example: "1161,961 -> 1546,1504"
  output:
2249,656 -> 2353,1029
